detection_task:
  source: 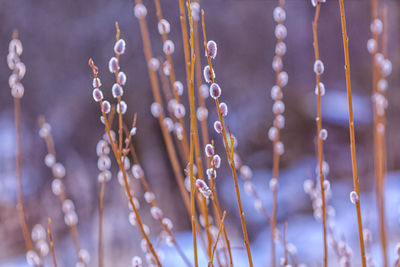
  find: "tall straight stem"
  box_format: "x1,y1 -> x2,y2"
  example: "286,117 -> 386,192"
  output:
338,1 -> 366,266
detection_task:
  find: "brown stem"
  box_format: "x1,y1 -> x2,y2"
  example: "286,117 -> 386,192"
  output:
209,211 -> 226,267
201,10 -> 253,267
38,117 -> 83,258
14,97 -> 34,252
312,3 -> 328,266
133,0 -> 207,251
98,180 -> 106,267
337,1 -> 367,266
89,60 -> 161,266
47,218 -> 58,267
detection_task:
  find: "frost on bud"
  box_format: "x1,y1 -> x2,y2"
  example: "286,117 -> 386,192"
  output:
199,84 -> 209,98
203,65 -> 215,83
144,192 -> 155,203
240,165 -> 252,180
168,99 -> 177,112
173,81 -> 184,96
163,61 -> 171,76
395,243 -> 400,256
205,144 -> 214,157
311,0 -> 326,7
132,164 -> 144,179
162,217 -> 173,230
213,154 -> 221,168
150,206 -> 163,220
32,224 -> 46,242
269,178 -> 278,191
129,212 -> 137,226
275,42 -> 287,57
134,3 -> 147,19
112,83 -> 124,98
117,71 -> 127,85
377,79 -> 388,92
15,62 -> 26,79
36,239 -> 49,257
64,211 -> 78,226
196,107 -> 208,121
314,60 -> 324,75
274,114 -> 285,129
44,153 -> 56,167
39,123 -> 51,138
175,123 -> 183,140
62,200 -> 75,216
219,102 -> 228,116
52,163 -> 66,178
272,56 -> 283,72
148,57 -> 160,71
117,101 -> 127,114
132,256 -> 143,267
174,103 -> 186,119
150,102 -> 163,118
370,19 -> 383,35
206,168 -> 217,180
272,100 -> 285,114
206,40 -> 217,59
108,57 -> 119,73
78,249 -> 90,265
190,2 -> 200,21
244,181 -> 255,195
382,59 -> 392,76
254,199 -> 263,212
278,71 -> 288,87
268,126 -> 278,141
127,127 -> 136,138
274,24 -> 287,40
114,39 -> 126,55
275,141 -> 284,155
92,88 -> 103,102
210,83 -> 221,99
314,82 -> 326,96
271,85 -> 282,100
214,120 -> 223,134
51,179 -> 63,195
163,40 -> 175,55
196,179 -> 212,198
11,83 -> 24,98
26,250 -> 41,266
319,128 -> 328,141
102,100 -> 111,114
158,19 -> 170,35
163,117 -> 174,132
93,78 -> 102,88
273,6 -> 286,23
323,180 -> 331,191
98,170 -> 112,183
303,179 -> 314,194
9,74 -> 18,88
375,53 -> 384,66
316,160 -> 330,177
9,39 -> 23,55
98,155 -> 111,171
350,191 -> 359,204
367,39 -> 377,54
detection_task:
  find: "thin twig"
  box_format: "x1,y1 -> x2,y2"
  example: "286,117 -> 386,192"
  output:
47,218 -> 58,267
201,9 -> 253,267
312,3 -> 328,266
337,1 -> 367,266
209,211 -> 227,267
89,59 -> 161,266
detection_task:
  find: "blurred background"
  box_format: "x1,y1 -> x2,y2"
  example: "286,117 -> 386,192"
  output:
0,0 -> 400,266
